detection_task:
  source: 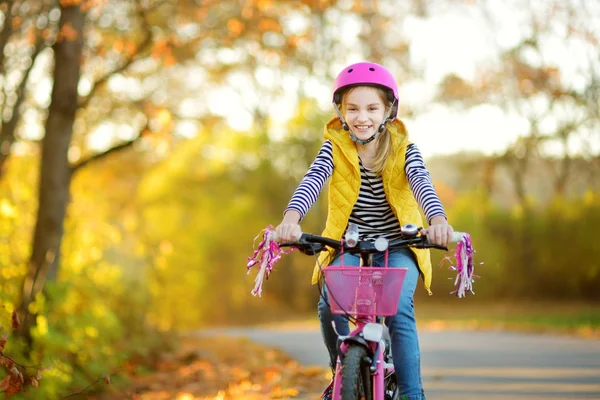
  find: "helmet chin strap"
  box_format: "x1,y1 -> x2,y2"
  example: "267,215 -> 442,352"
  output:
332,99 -> 397,145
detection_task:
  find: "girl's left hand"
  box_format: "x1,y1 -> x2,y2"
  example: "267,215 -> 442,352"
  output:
421,216 -> 454,246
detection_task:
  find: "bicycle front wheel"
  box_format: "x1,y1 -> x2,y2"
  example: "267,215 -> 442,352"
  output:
341,344 -> 372,400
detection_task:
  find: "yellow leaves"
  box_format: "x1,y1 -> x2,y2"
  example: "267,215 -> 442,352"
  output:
160,240 -> 174,255
157,109 -> 174,129
34,315 -> 48,337
583,189 -> 595,206
0,200 -> 17,219
84,325 -> 98,338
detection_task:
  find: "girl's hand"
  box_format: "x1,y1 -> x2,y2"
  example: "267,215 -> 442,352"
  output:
276,210 -> 302,242
421,216 -> 454,246
276,223 -> 302,242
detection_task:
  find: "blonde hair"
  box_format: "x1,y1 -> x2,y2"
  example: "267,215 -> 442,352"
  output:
341,86 -> 392,175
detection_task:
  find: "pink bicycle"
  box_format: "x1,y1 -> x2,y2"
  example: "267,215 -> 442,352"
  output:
278,224 -> 464,400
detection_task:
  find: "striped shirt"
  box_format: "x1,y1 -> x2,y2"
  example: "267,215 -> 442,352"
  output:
285,140 -> 446,241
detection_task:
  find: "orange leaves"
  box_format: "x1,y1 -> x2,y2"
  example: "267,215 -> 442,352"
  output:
59,0 -> 106,11
0,309 -> 48,397
111,336 -> 329,399
113,39 -> 140,57
57,22 -> 80,42
514,60 -> 564,97
0,366 -> 24,397
81,0 -> 107,12
437,74 -> 476,102
151,39 -> 177,67
227,18 -> 245,37
254,0 -> 274,10
11,16 -> 23,30
59,0 -> 83,6
10,311 -> 19,331
0,331 -> 6,353
258,18 -> 281,33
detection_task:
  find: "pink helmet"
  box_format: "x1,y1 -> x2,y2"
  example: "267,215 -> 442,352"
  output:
332,62 -> 399,118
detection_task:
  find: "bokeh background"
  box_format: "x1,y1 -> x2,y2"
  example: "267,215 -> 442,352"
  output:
0,0 -> 599,397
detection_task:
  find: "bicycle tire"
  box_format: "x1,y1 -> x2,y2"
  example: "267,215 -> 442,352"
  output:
384,378 -> 399,400
341,344 -> 372,400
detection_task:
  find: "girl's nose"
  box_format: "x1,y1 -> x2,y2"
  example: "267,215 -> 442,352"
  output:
357,109 -> 368,122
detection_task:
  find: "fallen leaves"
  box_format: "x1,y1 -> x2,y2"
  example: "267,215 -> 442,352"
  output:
99,335 -> 330,399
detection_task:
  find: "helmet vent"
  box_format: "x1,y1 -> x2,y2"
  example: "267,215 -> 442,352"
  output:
347,68 -> 353,73
369,67 -> 375,71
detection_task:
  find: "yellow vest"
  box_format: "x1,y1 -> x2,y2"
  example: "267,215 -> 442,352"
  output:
311,117 -> 433,295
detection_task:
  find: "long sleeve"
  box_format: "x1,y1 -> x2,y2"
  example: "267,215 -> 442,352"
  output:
284,140 -> 334,220
405,143 -> 447,224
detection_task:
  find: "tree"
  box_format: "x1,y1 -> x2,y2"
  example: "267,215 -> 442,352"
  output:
18,0 -> 86,342
0,0 -> 54,178
436,0 -> 600,206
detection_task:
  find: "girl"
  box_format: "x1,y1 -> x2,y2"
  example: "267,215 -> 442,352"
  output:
276,62 -> 453,400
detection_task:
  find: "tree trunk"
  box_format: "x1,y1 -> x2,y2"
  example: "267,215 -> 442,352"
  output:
19,3 -> 85,341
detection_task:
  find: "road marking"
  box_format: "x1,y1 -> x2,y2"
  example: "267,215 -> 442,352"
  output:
424,379 -> 600,393
424,366 -> 600,379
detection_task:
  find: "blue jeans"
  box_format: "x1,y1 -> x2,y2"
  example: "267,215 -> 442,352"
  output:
317,248 -> 426,400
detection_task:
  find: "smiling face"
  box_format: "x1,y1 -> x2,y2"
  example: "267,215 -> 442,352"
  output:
342,86 -> 388,142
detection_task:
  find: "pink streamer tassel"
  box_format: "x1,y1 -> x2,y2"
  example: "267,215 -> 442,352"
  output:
246,226 -> 293,297
443,232 -> 476,298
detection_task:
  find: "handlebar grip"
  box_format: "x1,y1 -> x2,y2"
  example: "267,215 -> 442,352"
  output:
269,231 -> 303,242
451,232 -> 464,243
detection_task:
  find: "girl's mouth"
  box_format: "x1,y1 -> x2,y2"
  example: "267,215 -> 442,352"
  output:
354,125 -> 372,132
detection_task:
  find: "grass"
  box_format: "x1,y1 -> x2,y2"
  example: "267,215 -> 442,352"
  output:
414,299 -> 600,338
260,300 -> 600,339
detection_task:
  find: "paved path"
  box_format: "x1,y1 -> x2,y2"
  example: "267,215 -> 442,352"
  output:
199,326 -> 600,399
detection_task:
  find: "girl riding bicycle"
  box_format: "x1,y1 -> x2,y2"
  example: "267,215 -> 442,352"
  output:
275,62 -> 453,400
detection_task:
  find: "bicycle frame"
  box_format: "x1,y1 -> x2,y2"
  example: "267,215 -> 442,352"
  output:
329,248 -> 403,400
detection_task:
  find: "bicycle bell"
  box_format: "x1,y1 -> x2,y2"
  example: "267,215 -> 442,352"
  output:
401,223 -> 419,237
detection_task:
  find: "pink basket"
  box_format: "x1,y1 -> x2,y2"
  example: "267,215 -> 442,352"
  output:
322,266 -> 408,317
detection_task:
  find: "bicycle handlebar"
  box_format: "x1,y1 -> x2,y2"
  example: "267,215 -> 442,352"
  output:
272,230 -> 465,254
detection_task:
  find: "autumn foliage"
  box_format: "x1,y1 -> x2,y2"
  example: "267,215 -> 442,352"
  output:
0,0 -> 598,398
0,309 -> 49,397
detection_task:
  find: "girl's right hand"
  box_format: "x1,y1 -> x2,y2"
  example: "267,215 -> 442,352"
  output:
276,210 -> 302,242
275,223 -> 302,242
